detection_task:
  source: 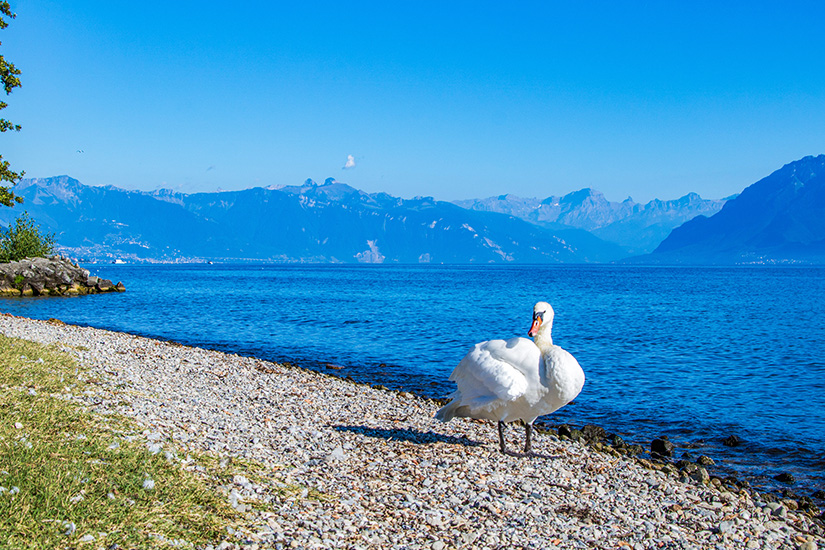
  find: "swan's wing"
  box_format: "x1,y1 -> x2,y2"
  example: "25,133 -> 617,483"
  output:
541,345 -> 586,406
449,337 -> 541,406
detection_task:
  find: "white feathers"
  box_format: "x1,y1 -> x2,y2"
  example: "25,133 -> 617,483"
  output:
436,302 -> 584,428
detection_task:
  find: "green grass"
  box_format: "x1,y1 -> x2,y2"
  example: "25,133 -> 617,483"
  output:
0,334 -> 293,549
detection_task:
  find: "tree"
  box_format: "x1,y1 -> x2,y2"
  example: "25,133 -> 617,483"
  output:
0,1 -> 23,207
0,211 -> 55,262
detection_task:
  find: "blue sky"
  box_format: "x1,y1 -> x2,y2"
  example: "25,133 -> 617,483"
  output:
3,1 -> 824,202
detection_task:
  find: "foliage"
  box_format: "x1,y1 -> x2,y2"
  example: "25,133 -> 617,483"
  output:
0,1 -> 23,207
0,210 -> 56,262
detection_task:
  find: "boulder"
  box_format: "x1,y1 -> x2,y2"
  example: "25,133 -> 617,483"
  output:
0,256 -> 126,297
774,472 -> 796,484
651,438 -> 675,457
581,424 -> 606,443
557,424 -> 583,441
691,466 -> 710,485
723,434 -> 743,447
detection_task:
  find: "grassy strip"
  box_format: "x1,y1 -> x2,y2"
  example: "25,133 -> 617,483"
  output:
0,334 -> 259,549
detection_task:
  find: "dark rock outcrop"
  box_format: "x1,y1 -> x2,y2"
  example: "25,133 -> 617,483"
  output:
0,256 -> 125,296
697,455 -> 716,466
723,435 -> 743,447
775,473 -> 796,484
651,438 -> 675,457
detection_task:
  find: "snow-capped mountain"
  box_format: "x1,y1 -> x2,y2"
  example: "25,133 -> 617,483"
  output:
456,189 -> 730,254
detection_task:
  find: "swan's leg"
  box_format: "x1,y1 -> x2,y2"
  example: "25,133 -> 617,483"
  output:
498,421 -> 507,453
524,422 -> 533,454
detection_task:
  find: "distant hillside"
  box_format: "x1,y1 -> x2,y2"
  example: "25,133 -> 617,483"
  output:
0,176 -> 627,264
647,155 -> 825,264
455,189 -> 729,254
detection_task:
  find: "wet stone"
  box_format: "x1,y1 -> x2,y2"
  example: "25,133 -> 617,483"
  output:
775,472 -> 796,484
651,438 -> 675,457
723,435 -> 743,447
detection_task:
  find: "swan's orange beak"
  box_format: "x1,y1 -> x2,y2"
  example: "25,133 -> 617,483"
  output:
528,315 -> 542,337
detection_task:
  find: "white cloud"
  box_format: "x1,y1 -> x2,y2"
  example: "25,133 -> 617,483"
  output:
343,154 -> 356,169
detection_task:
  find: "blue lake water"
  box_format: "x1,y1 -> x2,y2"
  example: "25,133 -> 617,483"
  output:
2,264 -> 824,498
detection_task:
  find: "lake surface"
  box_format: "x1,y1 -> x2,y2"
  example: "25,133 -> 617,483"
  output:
2,264 -> 824,498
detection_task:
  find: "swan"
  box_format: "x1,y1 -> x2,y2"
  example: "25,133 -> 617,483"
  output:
436,301 -> 585,454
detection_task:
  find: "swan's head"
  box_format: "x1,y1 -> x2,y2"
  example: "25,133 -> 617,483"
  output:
528,301 -> 554,338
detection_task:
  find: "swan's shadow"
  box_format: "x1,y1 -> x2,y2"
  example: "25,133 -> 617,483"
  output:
333,425 -> 483,447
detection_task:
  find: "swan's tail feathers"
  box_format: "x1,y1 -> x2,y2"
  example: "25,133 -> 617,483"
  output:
435,398 -> 460,422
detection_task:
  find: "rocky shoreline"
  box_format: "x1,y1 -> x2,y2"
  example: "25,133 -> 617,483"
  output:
0,256 -> 125,296
0,313 -> 822,549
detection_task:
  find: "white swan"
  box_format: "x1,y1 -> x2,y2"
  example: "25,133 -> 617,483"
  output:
436,301 -> 585,454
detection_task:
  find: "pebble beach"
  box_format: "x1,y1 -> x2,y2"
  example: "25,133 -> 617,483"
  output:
1,313 -> 822,550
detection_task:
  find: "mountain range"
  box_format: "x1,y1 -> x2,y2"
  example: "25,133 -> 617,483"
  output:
2,155 -> 822,264
0,176 -> 629,263
455,189 -> 730,254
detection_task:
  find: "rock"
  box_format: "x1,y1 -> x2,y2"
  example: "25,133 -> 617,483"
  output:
651,438 -> 675,457
624,444 -> 644,456
718,520 -> 734,534
326,446 -> 347,462
0,257 -> 125,296
581,424 -> 606,442
147,443 -> 162,455
96,279 -> 114,291
775,473 -> 796,484
690,467 -> 710,485
697,455 -> 715,465
610,434 -> 625,448
781,498 -> 799,511
781,488 -> 799,499
723,475 -> 741,488
723,435 -> 743,447
677,461 -> 698,474
558,424 -> 583,441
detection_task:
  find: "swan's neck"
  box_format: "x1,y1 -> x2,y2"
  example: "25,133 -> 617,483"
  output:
533,324 -> 554,351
